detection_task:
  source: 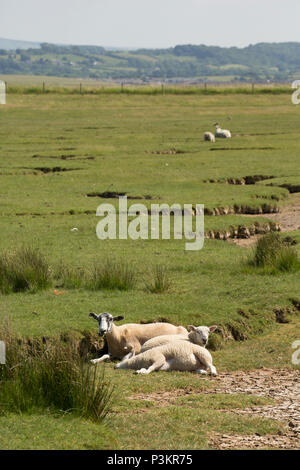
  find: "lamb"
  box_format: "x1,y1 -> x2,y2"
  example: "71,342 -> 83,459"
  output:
115,340 -> 217,376
214,123 -> 231,139
89,312 -> 187,364
204,132 -> 216,143
140,325 -> 217,352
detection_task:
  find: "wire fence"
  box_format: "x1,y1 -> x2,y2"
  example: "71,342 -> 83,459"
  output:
1,81 -> 292,96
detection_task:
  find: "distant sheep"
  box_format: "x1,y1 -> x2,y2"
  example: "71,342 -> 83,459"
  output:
89,312 -> 187,364
214,123 -> 231,139
204,132 -> 216,143
140,324 -> 217,352
115,340 -> 217,375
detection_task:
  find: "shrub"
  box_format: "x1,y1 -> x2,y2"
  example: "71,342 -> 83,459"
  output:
0,323 -> 114,421
0,246 -> 51,294
145,265 -> 172,293
248,232 -> 300,274
88,258 -> 136,291
54,262 -> 85,289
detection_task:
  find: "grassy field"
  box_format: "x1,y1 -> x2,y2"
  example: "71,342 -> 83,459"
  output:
0,74 -> 293,95
0,91 -> 299,450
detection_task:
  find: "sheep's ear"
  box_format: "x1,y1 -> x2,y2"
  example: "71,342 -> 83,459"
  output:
209,325 -> 218,332
89,312 -> 99,320
113,315 -> 124,322
187,325 -> 196,332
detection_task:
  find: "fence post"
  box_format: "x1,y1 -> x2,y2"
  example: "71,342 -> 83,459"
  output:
121,82 -> 124,93
161,83 -> 165,95
43,81 -> 45,93
80,83 -> 83,94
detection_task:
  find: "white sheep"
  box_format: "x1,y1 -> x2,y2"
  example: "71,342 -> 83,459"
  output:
204,132 -> 216,143
214,123 -> 231,139
89,312 -> 187,364
115,340 -> 217,376
140,324 -> 217,352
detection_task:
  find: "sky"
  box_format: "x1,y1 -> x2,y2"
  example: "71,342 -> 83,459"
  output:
1,0 -> 300,49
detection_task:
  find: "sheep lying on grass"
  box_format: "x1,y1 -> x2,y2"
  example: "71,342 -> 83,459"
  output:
115,340 -> 217,375
140,324 -> 217,352
204,132 -> 216,143
89,312 -> 187,364
214,123 -> 231,138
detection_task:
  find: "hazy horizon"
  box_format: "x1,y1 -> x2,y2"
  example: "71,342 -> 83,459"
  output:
1,0 -> 300,49
2,36 -> 300,51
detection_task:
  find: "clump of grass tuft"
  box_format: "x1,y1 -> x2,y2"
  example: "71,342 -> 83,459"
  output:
0,322 -> 114,422
88,258 -> 136,291
145,265 -> 172,293
0,246 -> 51,294
54,262 -> 85,289
247,232 -> 300,274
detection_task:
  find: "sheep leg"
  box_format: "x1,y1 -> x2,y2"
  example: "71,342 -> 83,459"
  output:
123,340 -> 141,360
123,351 -> 134,360
195,369 -> 208,375
90,353 -> 111,364
135,355 -> 166,375
208,365 -> 217,376
123,339 -> 142,360
194,351 -> 217,376
122,346 -> 135,361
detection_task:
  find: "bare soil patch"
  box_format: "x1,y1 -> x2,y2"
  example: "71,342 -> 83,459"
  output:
86,191 -> 154,200
208,368 -> 299,449
210,147 -> 275,152
129,368 -> 299,449
147,148 -> 185,155
33,154 -> 95,161
231,193 -> 300,247
33,167 -> 82,174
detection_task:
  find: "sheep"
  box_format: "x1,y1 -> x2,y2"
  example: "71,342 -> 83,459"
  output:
115,340 -> 217,376
214,123 -> 231,139
140,324 -> 217,352
204,132 -> 216,143
89,312 -> 187,364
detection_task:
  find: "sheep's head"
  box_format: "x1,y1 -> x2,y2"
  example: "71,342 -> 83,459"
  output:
187,325 -> 217,346
89,312 -> 124,336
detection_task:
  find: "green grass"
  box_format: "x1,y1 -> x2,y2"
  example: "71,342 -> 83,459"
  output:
246,232 -> 300,274
0,323 -> 114,421
0,413 -> 115,450
88,258 -> 136,291
145,264 -> 172,293
0,246 -> 51,294
54,257 -> 136,291
2,82 -> 293,96
0,91 -> 299,449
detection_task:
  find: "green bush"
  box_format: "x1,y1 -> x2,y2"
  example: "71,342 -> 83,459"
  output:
54,262 -> 85,289
0,323 -> 114,421
145,265 -> 172,293
88,258 -> 136,291
248,232 -> 300,274
0,246 -> 51,294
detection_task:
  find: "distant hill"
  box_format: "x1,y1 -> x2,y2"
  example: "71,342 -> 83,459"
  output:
0,40 -> 300,82
0,38 -> 41,50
